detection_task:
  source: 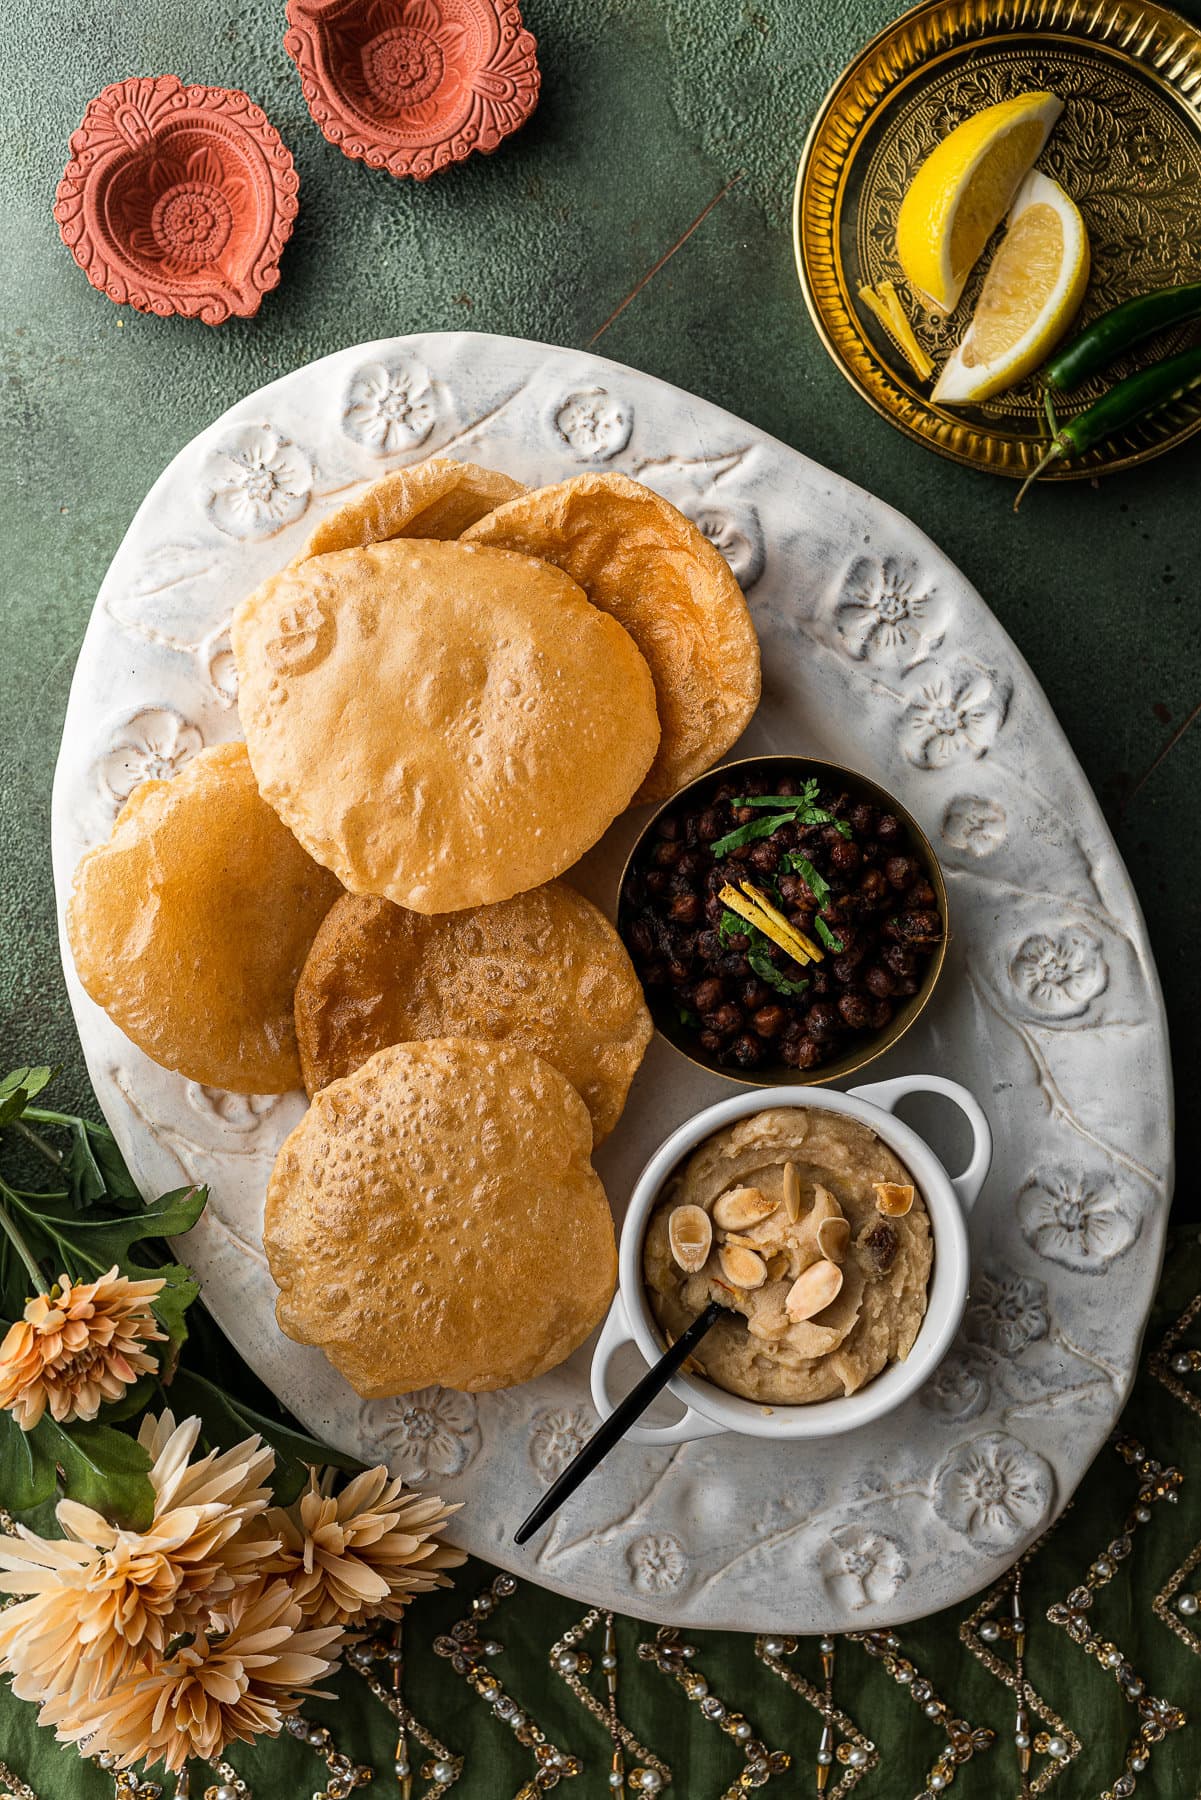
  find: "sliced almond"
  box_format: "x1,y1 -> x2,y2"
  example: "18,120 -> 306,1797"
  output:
874,1181 -> 916,1218
713,1185 -> 779,1231
668,1204 -> 713,1273
816,1216 -> 851,1263
718,1244 -> 767,1290
785,1259 -> 844,1323
794,1183 -> 844,1261
722,1231 -> 766,1253
783,1160 -> 802,1223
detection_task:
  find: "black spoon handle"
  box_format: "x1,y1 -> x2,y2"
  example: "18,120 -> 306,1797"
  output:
514,1300 -> 723,1546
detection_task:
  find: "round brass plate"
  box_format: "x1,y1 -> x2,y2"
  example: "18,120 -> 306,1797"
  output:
794,0 -> 1201,478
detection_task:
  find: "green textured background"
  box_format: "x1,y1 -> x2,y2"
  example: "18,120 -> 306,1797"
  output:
1,1 -> 1200,1793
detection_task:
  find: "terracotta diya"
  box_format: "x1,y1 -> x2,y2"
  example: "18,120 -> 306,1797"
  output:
284,0 -> 540,180
54,75 -> 299,325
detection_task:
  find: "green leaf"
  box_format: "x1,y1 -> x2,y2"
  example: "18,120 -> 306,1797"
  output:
0,1067 -> 57,1129
720,909 -> 811,998
0,1189 -> 207,1387
815,916 -> 845,954
747,950 -> 810,998
0,1405 -> 58,1513
728,790 -> 811,811
783,853 -> 832,909
721,782 -> 853,842
710,812 -> 794,858
148,1260 -> 202,1380
61,1121 -> 108,1210
19,1184 -> 208,1280
168,1367 -> 362,1506
84,1122 -> 140,1205
29,1415 -> 155,1529
717,910 -> 748,945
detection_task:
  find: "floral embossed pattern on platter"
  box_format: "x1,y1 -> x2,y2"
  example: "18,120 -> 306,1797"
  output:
1018,1169 -> 1141,1271
819,1526 -> 909,1610
95,707 -> 203,814
933,1432 -> 1054,1551
342,355 -> 438,453
379,1386 -> 480,1482
796,0 -> 1201,476
200,425 -> 314,540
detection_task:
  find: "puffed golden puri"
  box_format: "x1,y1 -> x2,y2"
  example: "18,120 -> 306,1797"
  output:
294,883 -> 652,1143
231,538 -> 660,914
263,1038 -> 618,1395
66,741 -> 341,1093
463,472 -> 761,804
298,456 -> 525,560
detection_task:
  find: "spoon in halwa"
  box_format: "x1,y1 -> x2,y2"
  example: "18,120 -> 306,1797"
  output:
513,1300 -> 724,1545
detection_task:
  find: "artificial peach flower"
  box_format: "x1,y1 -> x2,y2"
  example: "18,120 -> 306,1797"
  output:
43,1575 -> 340,1773
0,1411 -> 278,1707
0,1530 -> 180,1707
0,1265 -> 166,1430
264,1466 -> 463,1628
130,1409 -> 279,1601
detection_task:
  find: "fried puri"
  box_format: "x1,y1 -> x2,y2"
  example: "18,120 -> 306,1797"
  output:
463,472 -> 761,804
263,1038 -> 617,1394
67,741 -> 340,1093
231,538 -> 660,914
299,457 -> 525,560
294,882 -> 652,1142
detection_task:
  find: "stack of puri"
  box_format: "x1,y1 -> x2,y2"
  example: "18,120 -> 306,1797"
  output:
67,456 -> 762,1398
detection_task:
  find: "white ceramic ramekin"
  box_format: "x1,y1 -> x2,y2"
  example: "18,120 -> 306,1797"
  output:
590,1074 -> 991,1443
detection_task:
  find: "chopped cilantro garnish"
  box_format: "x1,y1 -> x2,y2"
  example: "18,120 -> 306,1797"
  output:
815,916 -> 845,954
720,909 -> 811,998
748,949 -> 810,998
717,909 -> 748,945
712,778 -> 851,857
782,852 -> 831,908
710,812 -> 795,857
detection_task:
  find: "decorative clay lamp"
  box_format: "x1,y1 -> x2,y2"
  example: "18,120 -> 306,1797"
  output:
54,75 -> 299,324
284,0 -> 540,180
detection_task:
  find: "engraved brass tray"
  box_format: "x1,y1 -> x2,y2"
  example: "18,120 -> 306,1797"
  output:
794,0 -> 1201,478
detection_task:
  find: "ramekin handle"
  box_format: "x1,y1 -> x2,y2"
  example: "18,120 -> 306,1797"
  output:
590,1295 -> 726,1446
848,1073 -> 993,1213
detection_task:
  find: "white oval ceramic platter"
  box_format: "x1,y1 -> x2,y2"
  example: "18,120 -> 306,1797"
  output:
51,333 -> 1173,1633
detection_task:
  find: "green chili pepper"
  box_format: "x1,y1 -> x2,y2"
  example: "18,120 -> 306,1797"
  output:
1015,342 -> 1201,511
1046,281 -> 1201,392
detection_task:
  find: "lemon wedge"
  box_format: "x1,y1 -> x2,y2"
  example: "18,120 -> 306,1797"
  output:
932,171 -> 1089,404
896,92 -> 1063,313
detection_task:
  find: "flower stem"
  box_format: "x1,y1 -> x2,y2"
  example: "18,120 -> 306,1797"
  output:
12,1118 -> 62,1166
0,1191 -> 46,1293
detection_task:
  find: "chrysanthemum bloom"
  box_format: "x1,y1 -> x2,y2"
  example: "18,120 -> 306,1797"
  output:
265,1467 -> 463,1628
132,1410 -> 279,1602
0,1266 -> 167,1430
0,1411 -> 278,1708
43,1575 -> 340,1773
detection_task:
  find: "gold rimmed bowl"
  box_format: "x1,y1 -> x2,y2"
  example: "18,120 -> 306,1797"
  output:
616,754 -> 948,1088
794,0 -> 1201,479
